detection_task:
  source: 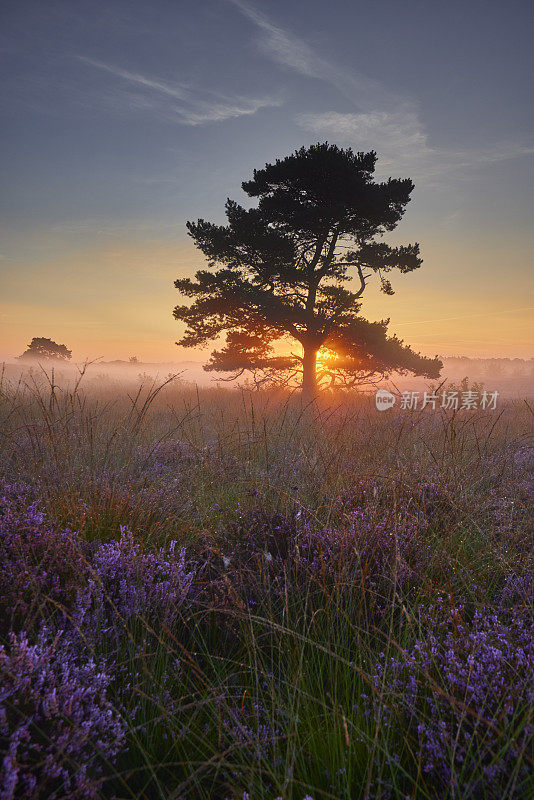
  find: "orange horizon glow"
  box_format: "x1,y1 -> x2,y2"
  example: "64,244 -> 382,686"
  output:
1,231 -> 533,364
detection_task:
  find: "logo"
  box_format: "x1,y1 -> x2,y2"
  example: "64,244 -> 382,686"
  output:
375,389 -> 396,411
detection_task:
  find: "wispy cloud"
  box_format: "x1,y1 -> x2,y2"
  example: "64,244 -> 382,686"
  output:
228,0 -> 534,181
226,0 -> 320,78
77,55 -> 283,126
295,111 -> 427,162
295,111 -> 534,180
227,0 -> 402,109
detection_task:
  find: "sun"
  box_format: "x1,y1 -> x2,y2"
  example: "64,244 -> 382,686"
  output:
316,346 -> 340,367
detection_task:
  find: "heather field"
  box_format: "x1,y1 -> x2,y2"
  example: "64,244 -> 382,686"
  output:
0,370 -> 532,800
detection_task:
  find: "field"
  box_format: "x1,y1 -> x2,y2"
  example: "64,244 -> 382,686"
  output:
0,368 -> 532,799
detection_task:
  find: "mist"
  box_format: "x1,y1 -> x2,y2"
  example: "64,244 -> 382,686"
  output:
2,354 -> 532,400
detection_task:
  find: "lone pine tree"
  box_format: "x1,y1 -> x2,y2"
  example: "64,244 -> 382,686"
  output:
174,143 -> 441,396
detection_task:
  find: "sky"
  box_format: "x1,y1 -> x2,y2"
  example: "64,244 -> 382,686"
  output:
1,0 -> 533,363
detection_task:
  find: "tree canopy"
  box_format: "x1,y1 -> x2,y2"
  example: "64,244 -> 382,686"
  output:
174,143 -> 442,394
19,337 -> 72,361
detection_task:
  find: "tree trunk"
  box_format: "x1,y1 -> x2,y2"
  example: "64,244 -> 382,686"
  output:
301,346 -> 318,400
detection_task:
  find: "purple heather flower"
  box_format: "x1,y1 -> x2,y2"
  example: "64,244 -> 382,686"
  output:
0,628 -> 126,799
374,607 -> 534,798
72,528 -> 197,641
0,478 -> 86,631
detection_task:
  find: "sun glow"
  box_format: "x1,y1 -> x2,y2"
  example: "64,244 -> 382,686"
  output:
315,347 -> 342,369
316,347 -> 334,366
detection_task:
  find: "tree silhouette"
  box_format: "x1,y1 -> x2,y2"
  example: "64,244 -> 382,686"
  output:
174,143 -> 442,395
19,337 -> 72,361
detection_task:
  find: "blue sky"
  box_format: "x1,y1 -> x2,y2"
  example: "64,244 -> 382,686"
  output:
1,0 -> 533,360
